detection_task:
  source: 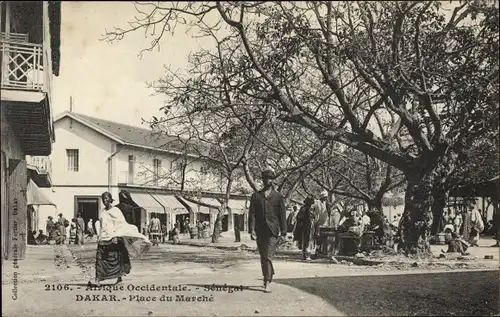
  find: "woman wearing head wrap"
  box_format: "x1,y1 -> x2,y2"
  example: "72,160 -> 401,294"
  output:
116,190 -> 139,227
93,192 -> 151,285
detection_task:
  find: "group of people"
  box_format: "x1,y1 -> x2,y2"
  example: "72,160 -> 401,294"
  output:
37,213 -> 97,246
143,215 -> 211,245
290,192 -> 328,261
440,204 -> 485,254
286,191 -> 398,260
69,216 -> 96,245
43,213 -> 69,245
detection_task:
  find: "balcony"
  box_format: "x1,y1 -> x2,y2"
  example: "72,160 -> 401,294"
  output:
26,155 -> 52,188
1,32 -> 54,156
1,34 -> 45,91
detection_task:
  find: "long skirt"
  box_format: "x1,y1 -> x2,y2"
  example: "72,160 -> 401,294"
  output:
76,230 -> 85,245
95,238 -> 131,281
69,230 -> 76,244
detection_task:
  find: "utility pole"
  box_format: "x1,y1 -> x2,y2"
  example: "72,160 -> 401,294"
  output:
69,96 -> 73,112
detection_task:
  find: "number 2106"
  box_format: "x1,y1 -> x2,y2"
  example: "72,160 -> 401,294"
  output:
45,284 -> 70,291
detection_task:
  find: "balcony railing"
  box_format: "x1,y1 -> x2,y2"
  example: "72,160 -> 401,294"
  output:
1,32 -> 29,43
26,156 -> 52,176
1,33 -> 44,91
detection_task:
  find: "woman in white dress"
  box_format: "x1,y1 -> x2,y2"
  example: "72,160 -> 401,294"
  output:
93,192 -> 151,285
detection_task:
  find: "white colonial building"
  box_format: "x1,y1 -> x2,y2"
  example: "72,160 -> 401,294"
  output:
38,111 -> 250,235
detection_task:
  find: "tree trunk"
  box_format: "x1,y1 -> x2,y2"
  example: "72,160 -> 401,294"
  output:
399,173 -> 434,256
211,210 -> 223,243
430,185 -> 448,235
367,197 -> 383,214
212,178 -> 232,243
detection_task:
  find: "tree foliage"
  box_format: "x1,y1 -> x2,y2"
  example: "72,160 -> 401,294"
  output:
104,1 -> 499,253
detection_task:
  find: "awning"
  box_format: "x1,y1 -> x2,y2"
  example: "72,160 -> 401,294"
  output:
228,199 -> 248,215
27,179 -> 55,206
152,194 -> 186,214
176,196 -> 206,214
200,197 -> 221,207
176,196 -> 213,214
201,198 -> 225,215
131,193 -> 164,214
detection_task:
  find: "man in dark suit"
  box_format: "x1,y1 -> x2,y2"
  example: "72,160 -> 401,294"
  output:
248,168 -> 287,293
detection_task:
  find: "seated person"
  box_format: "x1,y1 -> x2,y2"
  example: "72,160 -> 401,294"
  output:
28,230 -> 37,245
444,232 -> 470,255
52,229 -> 64,245
35,230 -> 48,245
169,224 -> 180,244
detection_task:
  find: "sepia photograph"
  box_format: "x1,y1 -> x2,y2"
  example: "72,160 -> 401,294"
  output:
1,1 -> 499,316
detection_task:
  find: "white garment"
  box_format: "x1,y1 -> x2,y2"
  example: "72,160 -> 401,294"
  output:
471,209 -> 484,232
99,206 -> 151,258
94,221 -> 100,238
311,200 -> 327,227
99,207 -> 149,242
150,218 -> 161,232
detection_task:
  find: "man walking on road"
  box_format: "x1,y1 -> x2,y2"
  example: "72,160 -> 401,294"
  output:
248,168 -> 287,293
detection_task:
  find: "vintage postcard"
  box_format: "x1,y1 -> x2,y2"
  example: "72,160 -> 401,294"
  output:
1,1 -> 499,316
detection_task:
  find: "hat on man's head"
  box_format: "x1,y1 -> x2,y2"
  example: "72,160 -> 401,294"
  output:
261,168 -> 276,180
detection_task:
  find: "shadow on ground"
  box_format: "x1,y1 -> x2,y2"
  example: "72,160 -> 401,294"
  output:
275,271 -> 500,316
69,243 -> 261,268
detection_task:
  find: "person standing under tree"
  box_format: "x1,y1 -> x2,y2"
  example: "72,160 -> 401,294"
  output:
470,205 -> 484,247
248,168 -> 287,293
76,213 -> 85,246
234,213 -> 241,242
287,205 -> 298,233
293,196 -> 316,261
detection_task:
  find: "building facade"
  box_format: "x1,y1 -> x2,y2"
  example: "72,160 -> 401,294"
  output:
42,111 -> 250,236
1,1 -> 61,260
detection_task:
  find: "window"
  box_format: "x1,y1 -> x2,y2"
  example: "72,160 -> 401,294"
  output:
128,155 -> 135,184
66,149 -> 79,172
153,159 -> 162,186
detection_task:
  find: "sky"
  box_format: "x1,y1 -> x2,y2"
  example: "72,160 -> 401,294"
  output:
52,2 -> 473,129
52,2 -> 209,128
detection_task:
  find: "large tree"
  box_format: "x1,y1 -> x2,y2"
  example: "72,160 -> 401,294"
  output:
305,147 -> 406,215
104,1 -> 499,254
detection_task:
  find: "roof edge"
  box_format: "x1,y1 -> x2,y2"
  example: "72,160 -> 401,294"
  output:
54,111 -> 125,144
